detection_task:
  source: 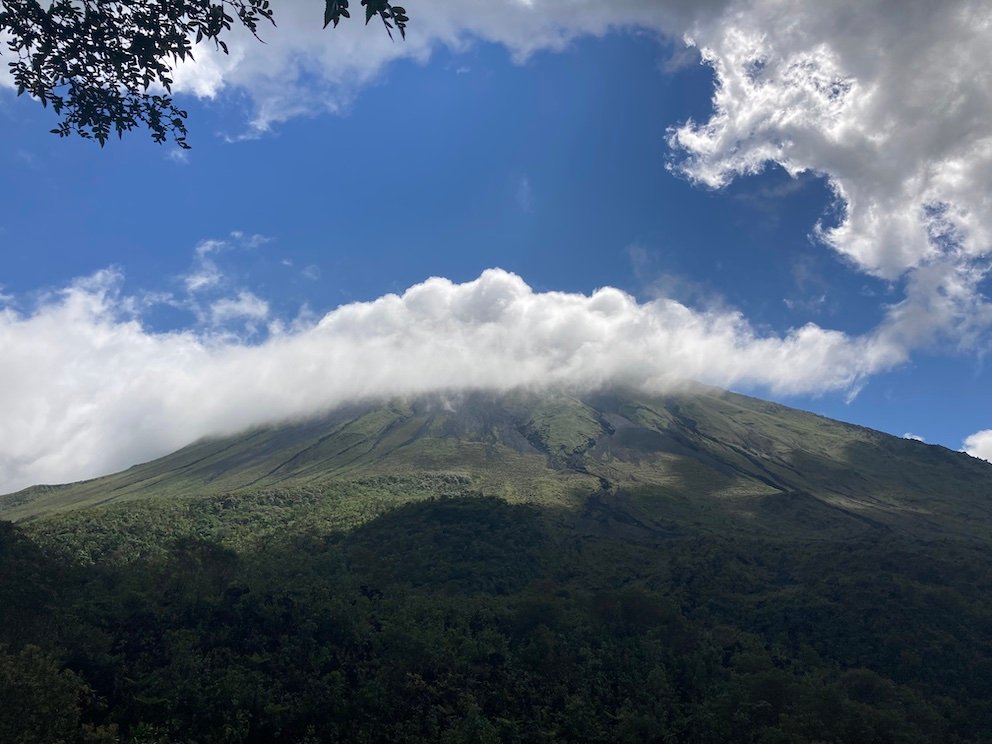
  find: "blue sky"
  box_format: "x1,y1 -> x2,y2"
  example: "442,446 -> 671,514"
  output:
2,1 -> 991,490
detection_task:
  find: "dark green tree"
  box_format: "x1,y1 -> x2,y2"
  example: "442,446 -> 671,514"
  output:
0,0 -> 409,148
0,645 -> 97,743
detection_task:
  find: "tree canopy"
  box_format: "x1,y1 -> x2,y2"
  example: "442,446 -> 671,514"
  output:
0,1 -> 409,148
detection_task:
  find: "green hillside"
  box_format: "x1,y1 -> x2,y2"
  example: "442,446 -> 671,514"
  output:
6,386 -> 991,539
3,387 -> 992,742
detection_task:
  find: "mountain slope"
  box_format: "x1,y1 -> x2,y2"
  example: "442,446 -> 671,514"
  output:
5,387 -> 992,742
4,386 -> 991,540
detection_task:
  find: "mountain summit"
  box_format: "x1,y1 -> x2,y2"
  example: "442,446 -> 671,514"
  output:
5,386 -> 990,541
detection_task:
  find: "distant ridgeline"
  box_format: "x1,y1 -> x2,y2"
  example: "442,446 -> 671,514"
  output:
3,387 -> 992,742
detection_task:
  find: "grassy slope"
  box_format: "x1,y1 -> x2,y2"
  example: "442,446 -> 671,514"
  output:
4,387 -> 992,542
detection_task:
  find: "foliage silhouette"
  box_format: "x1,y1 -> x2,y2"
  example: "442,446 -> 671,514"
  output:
0,0 -> 409,147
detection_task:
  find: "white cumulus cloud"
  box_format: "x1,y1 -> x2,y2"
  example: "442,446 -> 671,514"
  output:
0,267 -> 904,494
667,0 -> 992,354
670,0 -> 992,279
964,430 -> 992,463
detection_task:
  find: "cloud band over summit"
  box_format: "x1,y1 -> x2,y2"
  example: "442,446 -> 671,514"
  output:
1,268 -> 903,494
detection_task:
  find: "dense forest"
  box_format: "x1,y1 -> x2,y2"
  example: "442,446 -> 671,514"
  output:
4,481 -> 992,743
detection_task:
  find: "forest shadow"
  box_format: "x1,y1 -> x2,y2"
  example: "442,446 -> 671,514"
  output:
5,493 -> 992,742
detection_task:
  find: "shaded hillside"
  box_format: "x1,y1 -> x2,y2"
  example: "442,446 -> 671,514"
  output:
4,492 -> 992,742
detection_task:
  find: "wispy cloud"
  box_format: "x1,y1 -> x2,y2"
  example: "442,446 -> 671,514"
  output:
165,232 -> 278,333
167,148 -> 190,165
183,239 -> 226,293
209,291 -> 270,326
516,175 -> 535,213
